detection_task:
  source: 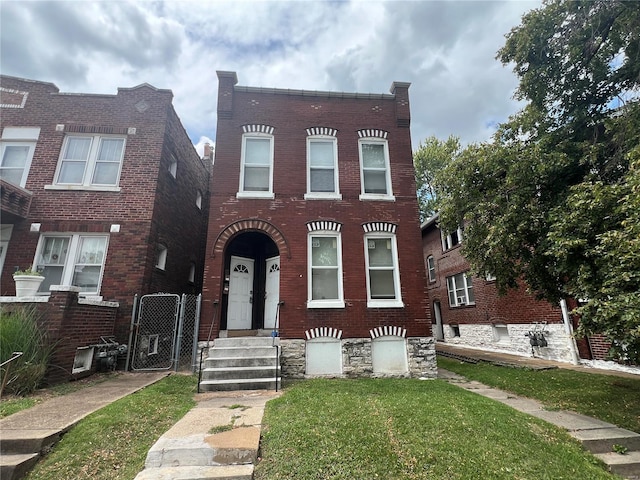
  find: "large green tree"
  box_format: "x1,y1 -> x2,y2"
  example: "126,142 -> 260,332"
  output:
436,0 -> 640,362
413,135 -> 461,222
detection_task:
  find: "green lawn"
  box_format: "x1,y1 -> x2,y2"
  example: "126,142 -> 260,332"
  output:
255,378 -> 616,480
438,356 -> 640,433
25,374 -> 197,480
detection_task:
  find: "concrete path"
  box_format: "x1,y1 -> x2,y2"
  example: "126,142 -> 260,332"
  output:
438,356 -> 640,479
0,371 -> 169,480
134,389 -> 281,480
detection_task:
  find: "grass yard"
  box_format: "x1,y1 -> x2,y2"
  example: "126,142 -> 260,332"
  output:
24,374 -> 197,480
255,378 -> 616,480
438,356 -> 640,433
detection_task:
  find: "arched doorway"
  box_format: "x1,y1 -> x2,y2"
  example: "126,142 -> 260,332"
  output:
222,231 -> 280,331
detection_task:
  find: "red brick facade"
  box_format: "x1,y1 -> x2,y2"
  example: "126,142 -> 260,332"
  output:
1,76 -> 210,353
201,72 -> 430,343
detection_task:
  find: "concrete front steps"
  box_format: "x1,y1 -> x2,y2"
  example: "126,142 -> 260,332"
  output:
199,337 -> 280,392
0,429 -> 62,479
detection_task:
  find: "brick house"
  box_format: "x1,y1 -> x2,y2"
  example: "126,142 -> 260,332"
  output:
200,72 -> 435,379
0,75 -> 210,377
421,213 -> 611,363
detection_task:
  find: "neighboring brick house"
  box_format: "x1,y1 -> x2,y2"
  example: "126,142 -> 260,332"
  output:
201,71 -> 435,378
0,76 -> 210,375
421,213 -> 608,363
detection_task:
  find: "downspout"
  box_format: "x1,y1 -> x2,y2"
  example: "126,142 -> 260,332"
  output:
559,298 -> 580,365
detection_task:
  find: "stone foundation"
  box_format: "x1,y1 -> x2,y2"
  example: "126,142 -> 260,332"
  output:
442,323 -> 576,363
280,337 -> 437,379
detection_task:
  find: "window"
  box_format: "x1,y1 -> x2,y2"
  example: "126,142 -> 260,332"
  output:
364,234 -> 403,307
427,255 -> 436,282
35,234 -> 108,295
441,227 -> 463,251
168,155 -> 177,178
359,138 -> 393,200
188,262 -> 196,283
155,244 -> 167,270
196,190 -> 203,209
238,133 -> 274,198
54,135 -> 125,188
446,272 -> 475,307
308,233 -> 344,308
306,135 -> 340,199
0,127 -> 40,188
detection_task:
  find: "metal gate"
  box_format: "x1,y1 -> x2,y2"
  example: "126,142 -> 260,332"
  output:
127,293 -> 201,372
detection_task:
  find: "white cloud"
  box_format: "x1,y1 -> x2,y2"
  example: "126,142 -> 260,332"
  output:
0,0 -> 540,148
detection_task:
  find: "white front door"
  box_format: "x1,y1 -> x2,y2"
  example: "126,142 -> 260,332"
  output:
228,256 -> 254,330
264,256 -> 280,329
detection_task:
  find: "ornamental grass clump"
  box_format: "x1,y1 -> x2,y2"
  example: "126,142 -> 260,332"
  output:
0,305 -> 53,396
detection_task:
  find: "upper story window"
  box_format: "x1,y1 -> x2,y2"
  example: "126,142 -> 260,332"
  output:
307,221 -> 344,309
188,262 -> 196,283
196,190 -> 203,209
447,272 -> 474,307
155,244 -> 168,270
427,255 -> 436,283
168,155 -> 177,178
363,222 -> 403,308
441,226 -> 463,251
35,234 -> 108,295
358,130 -> 394,201
0,127 -> 40,188
305,128 -> 340,200
238,125 -> 275,199
54,135 -> 125,188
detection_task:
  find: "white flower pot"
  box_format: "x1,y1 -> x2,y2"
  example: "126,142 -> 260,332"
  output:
13,274 -> 45,297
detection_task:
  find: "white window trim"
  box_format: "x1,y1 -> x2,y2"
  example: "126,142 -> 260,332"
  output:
358,138 -> 395,201
446,272 -> 475,307
364,233 -> 403,308
304,135 -> 341,200
196,190 -> 203,210
307,231 -> 345,309
441,226 -> 463,251
237,132 -> 275,199
427,255 -> 436,283
168,155 -> 177,178
34,233 -> 109,296
156,244 -> 168,270
48,134 -> 125,191
0,140 -> 37,188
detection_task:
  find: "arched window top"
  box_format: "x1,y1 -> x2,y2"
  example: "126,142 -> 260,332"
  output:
242,124 -> 275,135
357,129 -> 388,139
305,327 -> 343,340
233,263 -> 249,273
370,326 -> 407,339
306,127 -> 337,137
307,220 -> 342,232
362,222 -> 397,234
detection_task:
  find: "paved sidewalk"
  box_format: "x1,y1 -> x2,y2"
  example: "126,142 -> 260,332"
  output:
0,371 -> 169,479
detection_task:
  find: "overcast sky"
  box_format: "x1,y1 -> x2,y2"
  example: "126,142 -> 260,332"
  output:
1,0 -> 540,156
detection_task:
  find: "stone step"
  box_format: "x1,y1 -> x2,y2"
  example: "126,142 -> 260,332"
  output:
201,366 -> 280,381
214,337 -> 278,348
208,347 -> 278,359
135,464 -> 254,480
199,378 -> 280,392
0,453 -> 40,480
0,429 -> 60,455
594,450 -> 640,478
571,427 -> 640,454
204,356 -> 279,369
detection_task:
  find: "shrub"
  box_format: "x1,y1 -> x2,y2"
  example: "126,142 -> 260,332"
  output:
0,305 -> 53,396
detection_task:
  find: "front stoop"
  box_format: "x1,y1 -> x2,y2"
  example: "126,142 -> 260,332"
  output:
0,429 -> 62,480
199,337 -> 281,392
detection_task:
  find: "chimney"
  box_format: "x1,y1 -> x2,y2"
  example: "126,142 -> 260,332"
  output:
216,71 -> 238,120
390,81 -> 411,128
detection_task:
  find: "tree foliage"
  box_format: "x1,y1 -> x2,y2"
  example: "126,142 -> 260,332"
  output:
436,0 -> 640,362
413,135 -> 461,222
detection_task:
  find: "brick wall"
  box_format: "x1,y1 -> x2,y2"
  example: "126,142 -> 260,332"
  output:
1,76 -> 210,344
202,74 -> 430,341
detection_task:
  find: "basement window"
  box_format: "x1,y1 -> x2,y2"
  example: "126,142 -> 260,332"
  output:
72,346 -> 94,374
450,324 -> 461,337
493,324 -> 510,344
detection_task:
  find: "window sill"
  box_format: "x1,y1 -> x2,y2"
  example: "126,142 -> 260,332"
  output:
236,191 -> 275,200
304,193 -> 342,200
359,193 -> 395,202
367,299 -> 404,308
45,185 -> 121,192
307,300 -> 345,309
450,303 -> 476,308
